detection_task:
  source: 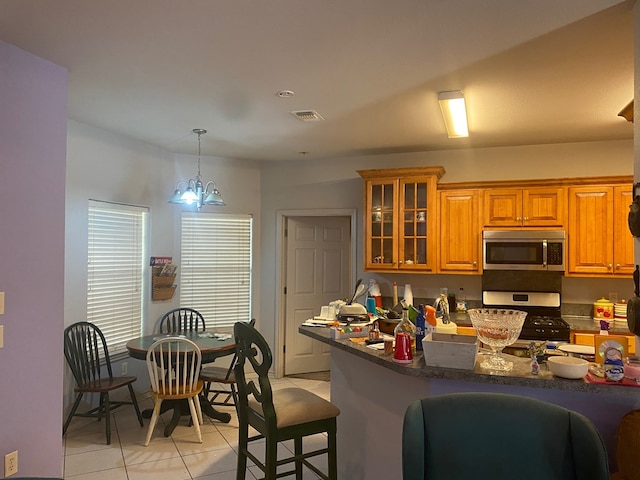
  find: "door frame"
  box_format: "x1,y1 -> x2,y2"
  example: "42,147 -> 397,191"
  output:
274,208 -> 358,378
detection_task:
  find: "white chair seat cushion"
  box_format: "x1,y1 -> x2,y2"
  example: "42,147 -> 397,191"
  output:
249,387 -> 340,428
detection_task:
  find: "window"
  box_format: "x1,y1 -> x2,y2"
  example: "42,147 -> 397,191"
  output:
180,213 -> 252,328
87,200 -> 149,355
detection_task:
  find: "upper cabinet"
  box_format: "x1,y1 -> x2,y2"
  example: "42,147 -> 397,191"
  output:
357,170 -> 632,277
358,167 -> 445,272
567,182 -> 634,277
438,189 -> 481,274
483,187 -> 565,228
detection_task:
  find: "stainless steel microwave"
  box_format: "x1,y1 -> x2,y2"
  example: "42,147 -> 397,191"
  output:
482,230 -> 565,271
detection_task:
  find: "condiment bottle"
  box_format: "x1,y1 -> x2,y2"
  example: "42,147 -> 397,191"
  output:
369,321 -> 380,341
447,293 -> 456,313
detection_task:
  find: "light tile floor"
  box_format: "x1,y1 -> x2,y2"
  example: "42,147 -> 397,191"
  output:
63,375 -> 331,480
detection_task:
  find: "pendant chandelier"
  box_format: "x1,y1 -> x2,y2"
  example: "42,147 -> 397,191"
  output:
169,128 -> 225,209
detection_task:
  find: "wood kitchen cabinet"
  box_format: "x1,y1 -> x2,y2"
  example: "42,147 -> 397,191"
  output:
567,183 -> 633,277
438,189 -> 481,274
483,187 -> 565,228
358,167 -> 445,271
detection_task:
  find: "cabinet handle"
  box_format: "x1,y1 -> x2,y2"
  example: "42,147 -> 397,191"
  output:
472,261 -> 477,267
616,264 -> 621,269
523,216 -> 529,221
608,264 -> 613,269
516,217 -> 521,222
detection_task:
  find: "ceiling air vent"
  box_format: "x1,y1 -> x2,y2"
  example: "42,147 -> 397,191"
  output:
290,110 -> 324,122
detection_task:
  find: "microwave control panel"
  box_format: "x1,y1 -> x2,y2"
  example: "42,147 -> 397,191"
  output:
547,242 -> 564,266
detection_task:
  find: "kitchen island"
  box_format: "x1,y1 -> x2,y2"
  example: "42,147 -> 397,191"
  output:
299,325 -> 640,479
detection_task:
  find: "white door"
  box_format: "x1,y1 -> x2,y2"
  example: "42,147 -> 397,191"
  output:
284,216 -> 352,374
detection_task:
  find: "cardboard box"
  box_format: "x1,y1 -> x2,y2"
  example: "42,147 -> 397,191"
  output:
422,333 -> 478,370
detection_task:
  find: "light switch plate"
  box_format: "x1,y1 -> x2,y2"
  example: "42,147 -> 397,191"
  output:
0,292 -> 4,315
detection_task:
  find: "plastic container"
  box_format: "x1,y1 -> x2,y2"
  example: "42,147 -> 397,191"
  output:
404,284 -> 413,307
624,356 -> 640,382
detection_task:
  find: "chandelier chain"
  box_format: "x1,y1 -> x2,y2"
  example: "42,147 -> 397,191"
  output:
196,131 -> 202,180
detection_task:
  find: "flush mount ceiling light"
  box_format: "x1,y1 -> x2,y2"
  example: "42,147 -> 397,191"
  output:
276,90 -> 295,98
169,129 -> 225,210
438,90 -> 469,138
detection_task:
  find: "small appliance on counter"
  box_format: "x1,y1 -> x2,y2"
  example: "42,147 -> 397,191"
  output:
336,278 -> 369,323
336,303 -> 369,323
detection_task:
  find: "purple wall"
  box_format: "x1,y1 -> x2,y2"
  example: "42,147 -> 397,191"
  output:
0,41 -> 67,477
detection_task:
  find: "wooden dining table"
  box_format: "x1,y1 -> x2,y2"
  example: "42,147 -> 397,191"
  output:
126,331 -> 236,437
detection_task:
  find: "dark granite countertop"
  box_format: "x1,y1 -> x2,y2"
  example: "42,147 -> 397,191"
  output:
450,312 -> 633,335
299,325 -> 640,397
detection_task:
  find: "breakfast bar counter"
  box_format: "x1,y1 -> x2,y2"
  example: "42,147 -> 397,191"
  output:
299,326 -> 640,479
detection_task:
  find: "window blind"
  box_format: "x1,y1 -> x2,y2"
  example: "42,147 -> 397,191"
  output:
87,200 -> 148,355
180,213 -> 253,328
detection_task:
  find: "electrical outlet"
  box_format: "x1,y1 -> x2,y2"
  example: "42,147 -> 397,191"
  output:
121,361 -> 128,375
5,450 -> 18,477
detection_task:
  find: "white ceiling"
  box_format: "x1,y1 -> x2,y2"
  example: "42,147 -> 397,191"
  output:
0,0 -> 634,161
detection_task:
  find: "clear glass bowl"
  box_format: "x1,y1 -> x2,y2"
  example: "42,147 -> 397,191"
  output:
468,308 -> 527,372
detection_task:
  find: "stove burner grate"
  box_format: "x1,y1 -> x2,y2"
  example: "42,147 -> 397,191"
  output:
519,315 -> 570,342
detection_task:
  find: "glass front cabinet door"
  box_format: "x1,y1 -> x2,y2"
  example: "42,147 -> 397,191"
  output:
358,167 -> 444,272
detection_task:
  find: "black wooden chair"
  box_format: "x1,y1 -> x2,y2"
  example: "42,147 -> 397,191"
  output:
158,307 -> 206,333
199,318 -> 256,408
234,321 -> 340,480
63,322 -> 143,444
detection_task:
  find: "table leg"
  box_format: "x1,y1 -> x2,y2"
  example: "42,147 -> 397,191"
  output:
164,404 -> 183,437
200,394 -> 231,423
141,401 -> 190,436
143,396 -> 231,437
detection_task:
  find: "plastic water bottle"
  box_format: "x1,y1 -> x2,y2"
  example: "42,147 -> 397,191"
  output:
415,304 -> 426,351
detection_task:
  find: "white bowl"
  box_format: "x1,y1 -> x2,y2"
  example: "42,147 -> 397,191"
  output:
547,356 -> 589,379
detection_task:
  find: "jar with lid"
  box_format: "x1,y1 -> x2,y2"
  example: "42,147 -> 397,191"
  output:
593,297 -> 614,321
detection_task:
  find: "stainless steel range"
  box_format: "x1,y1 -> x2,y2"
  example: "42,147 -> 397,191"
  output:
482,270 -> 570,343
482,290 -> 570,342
